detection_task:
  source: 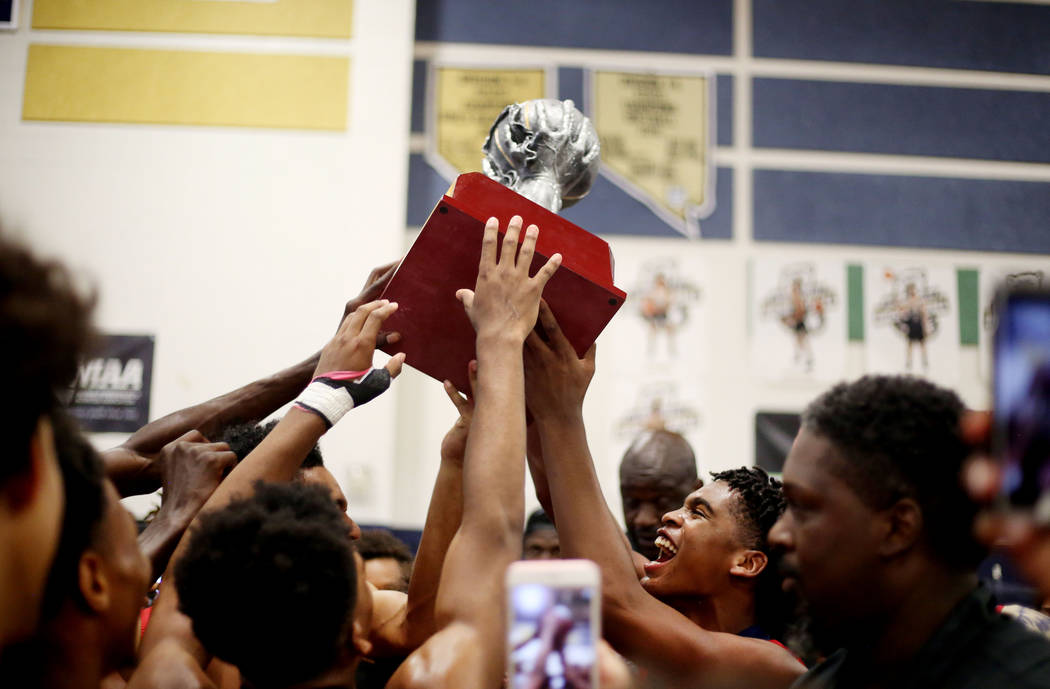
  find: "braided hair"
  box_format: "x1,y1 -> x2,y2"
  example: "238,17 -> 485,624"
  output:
710,467 -> 784,554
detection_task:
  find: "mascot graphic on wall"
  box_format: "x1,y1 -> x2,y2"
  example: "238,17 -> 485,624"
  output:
615,381 -> 701,440
759,262 -> 837,373
633,258 -> 701,359
873,268 -> 950,373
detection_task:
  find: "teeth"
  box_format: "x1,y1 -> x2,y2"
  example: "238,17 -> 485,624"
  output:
654,535 -> 678,557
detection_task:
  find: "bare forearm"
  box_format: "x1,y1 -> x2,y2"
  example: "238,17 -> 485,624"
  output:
525,424 -> 555,521
538,416 -> 641,598
104,447 -> 162,497
138,509 -> 196,581
121,354 -> 319,456
460,341 -> 526,535
434,341 -> 527,629
405,457 -> 464,647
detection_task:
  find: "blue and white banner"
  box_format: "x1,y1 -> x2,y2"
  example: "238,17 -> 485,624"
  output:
68,334 -> 155,433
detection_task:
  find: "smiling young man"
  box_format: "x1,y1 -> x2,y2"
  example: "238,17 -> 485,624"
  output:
770,375 -> 1050,689
619,430 -> 699,562
523,302 -> 803,689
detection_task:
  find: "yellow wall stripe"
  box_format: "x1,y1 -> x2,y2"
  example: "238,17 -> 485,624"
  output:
23,44 -> 349,131
32,0 -> 352,39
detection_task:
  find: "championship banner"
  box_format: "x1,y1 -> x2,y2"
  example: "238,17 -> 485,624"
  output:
67,334 -> 154,433
427,65 -> 547,179
590,70 -> 714,238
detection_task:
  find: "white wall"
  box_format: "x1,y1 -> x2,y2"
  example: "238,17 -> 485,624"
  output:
0,0 -> 417,523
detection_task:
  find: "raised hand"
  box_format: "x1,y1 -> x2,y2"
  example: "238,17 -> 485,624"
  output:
156,430 -> 238,521
456,215 -> 561,343
962,410 -> 1050,598
524,300 -> 596,421
139,430 -> 238,578
316,299 -> 406,377
440,362 -> 477,465
340,259 -> 402,347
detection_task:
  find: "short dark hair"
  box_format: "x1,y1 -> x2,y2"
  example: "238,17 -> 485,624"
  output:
356,529 -> 413,565
710,467 -> 785,555
523,508 -> 555,538
41,409 -> 106,618
711,467 -> 791,639
0,232 -> 95,484
221,419 -> 324,469
174,482 -> 355,687
802,375 -> 983,569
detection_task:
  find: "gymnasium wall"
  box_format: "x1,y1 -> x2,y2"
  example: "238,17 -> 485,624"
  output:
0,0 -> 1048,528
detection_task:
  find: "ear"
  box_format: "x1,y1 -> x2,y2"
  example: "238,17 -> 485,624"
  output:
350,616 -> 373,657
877,497 -> 923,559
78,550 -> 111,615
729,549 -> 768,580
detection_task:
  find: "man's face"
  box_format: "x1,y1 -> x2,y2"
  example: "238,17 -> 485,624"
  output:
299,467 -> 361,541
364,557 -> 407,592
621,475 -> 692,562
522,528 -> 561,560
640,481 -> 748,599
769,428 -> 885,640
96,480 -> 151,665
7,417 -> 65,641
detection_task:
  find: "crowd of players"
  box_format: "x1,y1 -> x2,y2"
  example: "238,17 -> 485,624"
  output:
3,216 -> 1050,689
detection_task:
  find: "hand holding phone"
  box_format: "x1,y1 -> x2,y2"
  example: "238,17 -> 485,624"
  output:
506,560 -> 601,689
993,285 -> 1050,521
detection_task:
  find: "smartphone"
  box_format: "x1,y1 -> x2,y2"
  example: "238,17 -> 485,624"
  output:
506,559 -> 601,689
993,286 -> 1050,520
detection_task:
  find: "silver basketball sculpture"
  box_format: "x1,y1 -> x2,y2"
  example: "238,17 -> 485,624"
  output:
482,98 -> 600,214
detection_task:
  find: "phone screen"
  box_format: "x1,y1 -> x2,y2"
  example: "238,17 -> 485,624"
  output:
994,290 -> 1050,515
508,581 -> 597,689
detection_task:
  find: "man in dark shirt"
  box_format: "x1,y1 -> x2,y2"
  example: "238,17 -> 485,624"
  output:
770,375 -> 1050,688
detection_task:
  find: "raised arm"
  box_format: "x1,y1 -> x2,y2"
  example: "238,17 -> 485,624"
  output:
524,303 -> 802,689
133,299 -> 404,684
105,261 -> 399,497
389,215 -> 560,689
137,431 -> 238,580
402,370 -> 476,649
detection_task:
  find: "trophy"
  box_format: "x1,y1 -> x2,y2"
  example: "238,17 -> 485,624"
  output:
379,99 -> 624,393
481,99 -> 601,214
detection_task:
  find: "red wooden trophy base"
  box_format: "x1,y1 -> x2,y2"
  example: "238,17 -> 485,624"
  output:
379,172 -> 626,393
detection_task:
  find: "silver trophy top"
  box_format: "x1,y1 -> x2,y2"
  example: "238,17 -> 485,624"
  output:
481,98 -> 600,214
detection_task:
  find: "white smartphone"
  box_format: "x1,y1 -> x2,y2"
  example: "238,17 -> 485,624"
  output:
506,559 -> 601,689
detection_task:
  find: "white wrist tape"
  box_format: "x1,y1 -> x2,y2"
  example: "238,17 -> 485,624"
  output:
293,368 -> 391,428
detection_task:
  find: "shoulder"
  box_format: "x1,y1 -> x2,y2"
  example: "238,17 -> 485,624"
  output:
788,649 -> 846,689
127,638 -> 217,689
369,587 -> 410,656
964,614 -> 1050,686
386,623 -> 486,689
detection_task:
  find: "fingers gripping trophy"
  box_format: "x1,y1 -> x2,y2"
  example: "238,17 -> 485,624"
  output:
482,99 -> 601,213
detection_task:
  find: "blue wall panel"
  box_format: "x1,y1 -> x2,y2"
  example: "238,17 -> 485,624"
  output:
753,0 -> 1050,75
753,79 -> 1050,164
717,74 -> 732,147
407,154 -> 733,240
410,59 -> 427,133
754,170 -> 1050,253
416,0 -> 733,55
557,67 -> 585,109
